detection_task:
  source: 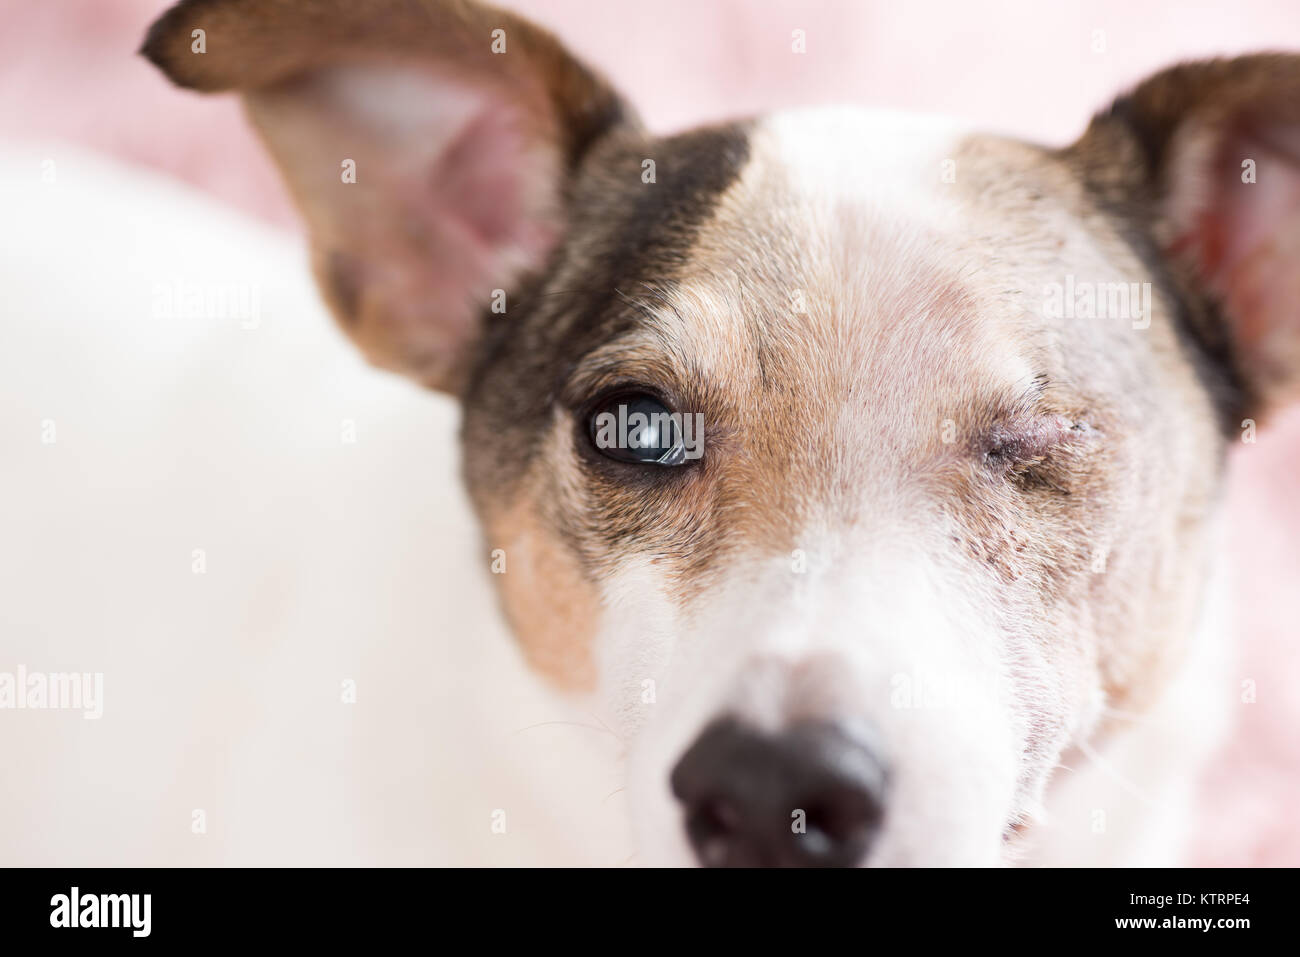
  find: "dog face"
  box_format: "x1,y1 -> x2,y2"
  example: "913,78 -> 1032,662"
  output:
146,1 -> 1300,865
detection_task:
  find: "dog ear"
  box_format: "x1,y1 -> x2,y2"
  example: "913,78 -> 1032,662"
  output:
142,0 -> 634,393
1065,54 -> 1300,420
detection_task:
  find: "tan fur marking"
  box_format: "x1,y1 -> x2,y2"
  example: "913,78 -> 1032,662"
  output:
487,499 -> 600,692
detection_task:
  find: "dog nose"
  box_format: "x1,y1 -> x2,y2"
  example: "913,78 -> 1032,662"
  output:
670,717 -> 888,867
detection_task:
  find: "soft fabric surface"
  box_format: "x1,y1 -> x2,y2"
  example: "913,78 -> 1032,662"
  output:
2,0 -> 1297,865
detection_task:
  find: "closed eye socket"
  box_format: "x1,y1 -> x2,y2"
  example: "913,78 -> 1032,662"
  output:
586,391 -> 695,466
980,414 -> 1098,489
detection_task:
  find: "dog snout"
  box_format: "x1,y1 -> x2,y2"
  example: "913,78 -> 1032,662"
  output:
670,717 -> 888,867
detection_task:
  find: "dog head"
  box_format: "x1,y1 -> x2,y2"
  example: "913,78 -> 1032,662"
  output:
145,1 -> 1300,865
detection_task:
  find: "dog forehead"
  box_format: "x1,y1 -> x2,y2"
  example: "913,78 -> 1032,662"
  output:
753,106 -> 971,209
641,108 -> 1033,419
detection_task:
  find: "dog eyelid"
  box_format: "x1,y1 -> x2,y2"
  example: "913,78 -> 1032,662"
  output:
980,414 -> 1094,466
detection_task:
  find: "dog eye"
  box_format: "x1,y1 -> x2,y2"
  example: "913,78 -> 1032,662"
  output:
981,416 -> 1094,489
587,392 -> 691,466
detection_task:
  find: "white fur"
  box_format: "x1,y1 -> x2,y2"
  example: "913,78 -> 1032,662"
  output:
605,531 -> 1022,866
0,144 -> 628,865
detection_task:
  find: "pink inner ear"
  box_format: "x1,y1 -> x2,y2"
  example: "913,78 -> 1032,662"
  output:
1175,123 -> 1300,402
1201,126 -> 1300,284
352,97 -> 562,383
364,76 -> 563,305
405,101 -> 562,296
249,64 -> 567,387
435,109 -> 548,248
335,94 -> 562,384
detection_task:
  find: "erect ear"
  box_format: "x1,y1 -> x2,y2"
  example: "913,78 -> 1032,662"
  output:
142,0 -> 634,393
1064,54 -> 1300,420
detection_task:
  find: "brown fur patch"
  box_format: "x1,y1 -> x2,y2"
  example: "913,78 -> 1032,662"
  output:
487,495 -> 601,691
460,122 -> 755,678
141,0 -> 629,162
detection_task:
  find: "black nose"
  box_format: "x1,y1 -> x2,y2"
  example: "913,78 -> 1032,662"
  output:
670,718 -> 889,867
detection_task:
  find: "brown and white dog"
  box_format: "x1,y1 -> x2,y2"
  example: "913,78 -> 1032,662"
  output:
141,0 -> 1300,866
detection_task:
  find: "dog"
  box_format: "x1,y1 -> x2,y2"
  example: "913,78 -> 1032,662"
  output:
137,0 -> 1300,866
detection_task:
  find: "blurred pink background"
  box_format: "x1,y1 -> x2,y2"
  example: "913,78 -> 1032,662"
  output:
1,0 -> 1297,865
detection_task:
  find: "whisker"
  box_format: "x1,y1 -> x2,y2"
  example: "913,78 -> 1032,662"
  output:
613,285 -> 655,318
510,720 -> 620,738
586,711 -> 626,745
634,280 -> 688,324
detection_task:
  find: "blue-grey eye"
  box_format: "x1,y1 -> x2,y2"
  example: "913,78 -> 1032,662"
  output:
588,392 -> 689,466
